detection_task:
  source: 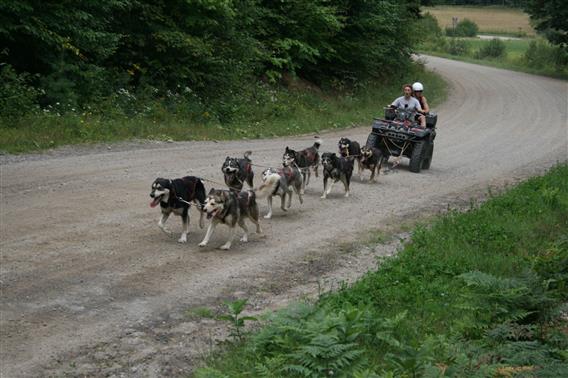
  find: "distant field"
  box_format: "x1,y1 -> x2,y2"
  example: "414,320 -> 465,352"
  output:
424,6 -> 535,36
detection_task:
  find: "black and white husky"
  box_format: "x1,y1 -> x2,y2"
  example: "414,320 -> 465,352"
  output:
256,166 -> 304,219
221,151 -> 254,191
320,152 -> 354,199
149,176 -> 206,243
282,137 -> 322,187
198,189 -> 262,250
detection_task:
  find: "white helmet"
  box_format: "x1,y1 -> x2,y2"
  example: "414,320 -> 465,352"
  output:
412,82 -> 424,91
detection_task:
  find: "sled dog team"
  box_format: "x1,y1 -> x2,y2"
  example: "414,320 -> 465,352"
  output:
149,137 -> 386,250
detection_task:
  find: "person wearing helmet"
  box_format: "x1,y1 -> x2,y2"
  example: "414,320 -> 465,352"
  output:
390,84 -> 426,127
412,82 -> 429,114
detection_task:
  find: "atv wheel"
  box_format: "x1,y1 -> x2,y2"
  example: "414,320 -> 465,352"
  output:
409,140 -> 426,173
366,133 -> 379,148
422,142 -> 434,170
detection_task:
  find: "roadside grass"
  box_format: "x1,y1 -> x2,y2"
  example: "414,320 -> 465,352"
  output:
420,38 -> 568,80
186,307 -> 216,320
195,164 -> 568,377
0,66 -> 447,154
424,5 -> 534,36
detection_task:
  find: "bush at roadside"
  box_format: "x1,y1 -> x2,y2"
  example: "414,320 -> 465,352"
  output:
0,65 -> 40,121
524,40 -> 568,71
446,38 -> 471,56
475,38 -> 507,59
445,18 -> 478,37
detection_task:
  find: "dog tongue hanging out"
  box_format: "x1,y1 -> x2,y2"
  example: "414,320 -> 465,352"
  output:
149,176 -> 206,243
150,197 -> 161,208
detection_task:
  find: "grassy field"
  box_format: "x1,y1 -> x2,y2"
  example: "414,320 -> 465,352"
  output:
420,37 -> 568,79
465,37 -> 529,59
424,5 -> 535,36
195,164 -> 568,377
0,66 -> 447,154
417,6 -> 567,80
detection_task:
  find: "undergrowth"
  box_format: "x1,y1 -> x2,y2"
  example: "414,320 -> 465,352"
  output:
195,164 -> 568,377
0,65 -> 446,154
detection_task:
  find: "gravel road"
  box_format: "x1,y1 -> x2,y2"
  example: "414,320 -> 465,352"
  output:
1,56 -> 567,377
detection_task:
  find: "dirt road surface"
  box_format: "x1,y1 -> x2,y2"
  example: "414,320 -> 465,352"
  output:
1,56 -> 567,377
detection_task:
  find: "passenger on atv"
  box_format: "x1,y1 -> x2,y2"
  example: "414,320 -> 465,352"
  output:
412,82 -> 429,113
390,84 -> 426,128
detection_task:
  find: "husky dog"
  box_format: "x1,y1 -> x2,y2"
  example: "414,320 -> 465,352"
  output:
359,145 -> 385,182
338,137 -> 362,176
256,166 -> 304,219
198,189 -> 262,250
320,152 -> 354,199
150,176 -> 206,243
221,151 -> 254,191
282,137 -> 322,187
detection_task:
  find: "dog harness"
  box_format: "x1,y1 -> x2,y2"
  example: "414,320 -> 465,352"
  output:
219,192 -> 235,223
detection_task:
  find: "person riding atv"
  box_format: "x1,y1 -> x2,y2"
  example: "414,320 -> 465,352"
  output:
412,82 -> 429,113
390,84 -> 426,127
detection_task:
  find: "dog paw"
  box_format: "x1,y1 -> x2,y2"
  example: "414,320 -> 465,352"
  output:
159,227 -> 172,236
344,192 -> 350,198
240,235 -> 248,242
220,243 -> 232,250
264,214 -> 272,219
320,195 -> 326,199
177,237 -> 187,243
198,241 -> 207,247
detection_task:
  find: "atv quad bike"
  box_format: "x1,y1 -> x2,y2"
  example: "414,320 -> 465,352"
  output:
366,107 -> 437,173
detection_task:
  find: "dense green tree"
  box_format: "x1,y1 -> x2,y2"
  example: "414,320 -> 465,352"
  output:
0,0 -> 425,111
0,0 -> 128,105
525,0 -> 567,48
109,0 -> 260,97
251,0 -> 342,82
309,0 -> 420,83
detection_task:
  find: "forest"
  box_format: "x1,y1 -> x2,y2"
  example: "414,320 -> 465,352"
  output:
0,0 -> 423,121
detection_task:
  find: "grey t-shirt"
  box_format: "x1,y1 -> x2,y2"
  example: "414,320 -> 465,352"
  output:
391,96 -> 422,112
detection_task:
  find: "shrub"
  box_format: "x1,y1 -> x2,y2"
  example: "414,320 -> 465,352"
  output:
475,38 -> 507,59
416,12 -> 444,52
445,18 -> 479,37
0,64 -> 39,122
524,40 -> 568,69
417,12 -> 442,39
445,38 -> 470,56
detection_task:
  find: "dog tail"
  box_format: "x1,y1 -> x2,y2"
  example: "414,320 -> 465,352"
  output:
313,136 -> 322,149
255,173 -> 280,198
196,179 -> 207,210
243,150 -> 252,161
